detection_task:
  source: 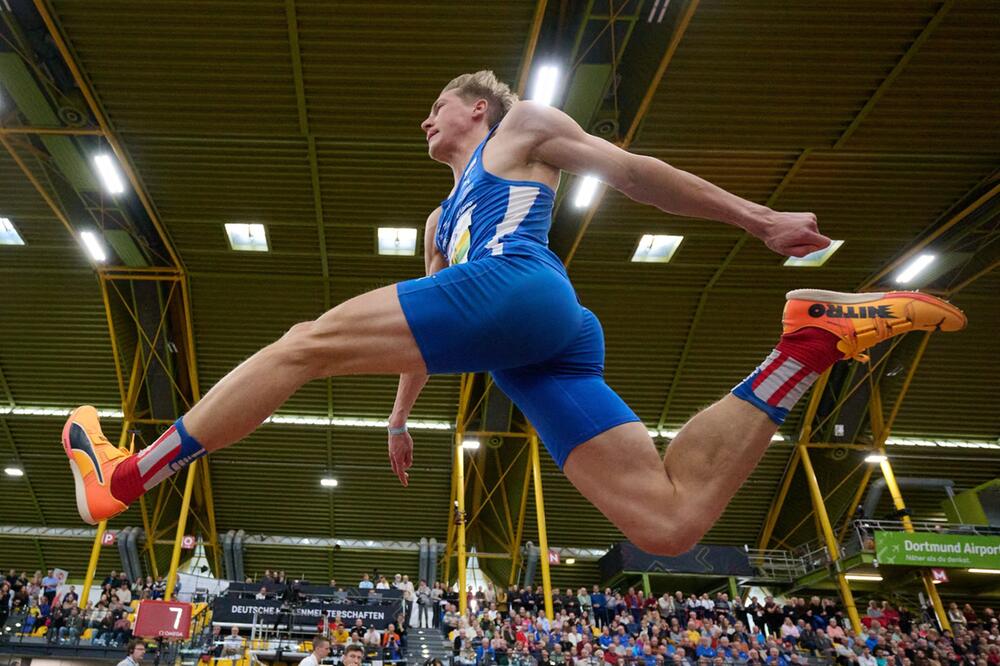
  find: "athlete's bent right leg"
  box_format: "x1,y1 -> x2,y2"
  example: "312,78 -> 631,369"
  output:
63,283 -> 428,524
184,283 -> 426,450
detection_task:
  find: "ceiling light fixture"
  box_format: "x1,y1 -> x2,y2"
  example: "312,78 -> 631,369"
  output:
377,227 -> 418,256
320,478 -> 339,488
574,176 -> 600,209
783,240 -> 844,267
462,439 -> 481,450
225,223 -> 269,252
844,573 -> 883,582
864,454 -> 887,464
895,253 -> 936,284
93,154 -> 126,195
529,65 -> 561,107
631,234 -> 684,263
0,217 -> 25,245
80,231 -> 107,262
885,437 -> 1000,450
4,467 -> 24,477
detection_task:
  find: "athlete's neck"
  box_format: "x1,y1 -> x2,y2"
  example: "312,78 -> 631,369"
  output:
446,125 -> 491,185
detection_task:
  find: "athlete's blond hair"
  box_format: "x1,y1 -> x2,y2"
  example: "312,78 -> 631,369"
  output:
442,70 -> 519,127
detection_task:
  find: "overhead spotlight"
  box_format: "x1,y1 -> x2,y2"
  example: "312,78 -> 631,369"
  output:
80,231 -> 107,262
462,439 -> 480,450
565,558 -> 576,565
93,154 -> 126,195
895,253 -> 936,284
320,478 -> 339,488
4,467 -> 24,477
864,454 -> 887,464
529,65 -> 561,107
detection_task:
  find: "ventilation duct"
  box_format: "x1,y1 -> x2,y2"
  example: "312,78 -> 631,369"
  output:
522,541 -> 539,588
116,527 -> 134,582
233,530 -> 246,582
418,538 -> 429,583
127,528 -> 144,582
428,538 -> 440,584
863,478 -> 955,519
222,530 -> 236,581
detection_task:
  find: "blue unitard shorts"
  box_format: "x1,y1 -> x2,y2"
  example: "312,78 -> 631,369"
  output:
396,255 -> 640,468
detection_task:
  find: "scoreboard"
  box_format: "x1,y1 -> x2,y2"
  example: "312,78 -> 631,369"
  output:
133,600 -> 193,639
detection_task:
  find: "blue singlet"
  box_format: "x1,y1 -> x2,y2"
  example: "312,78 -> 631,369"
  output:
396,125 -> 639,468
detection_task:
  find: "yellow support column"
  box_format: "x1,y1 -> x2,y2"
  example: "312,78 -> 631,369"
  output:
165,459 -> 199,601
82,422 -> 134,603
443,457 -> 457,586
529,434 -> 553,620
878,458 -> 914,532
508,457 -> 532,587
878,457 -> 952,632
799,445 -> 862,634
455,435 -> 467,615
81,520 -> 107,605
759,370 -> 829,550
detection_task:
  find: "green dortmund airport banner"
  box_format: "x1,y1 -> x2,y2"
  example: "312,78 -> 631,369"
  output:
875,531 -> 1000,568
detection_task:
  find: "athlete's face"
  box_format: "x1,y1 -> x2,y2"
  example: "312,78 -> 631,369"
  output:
421,90 -> 485,162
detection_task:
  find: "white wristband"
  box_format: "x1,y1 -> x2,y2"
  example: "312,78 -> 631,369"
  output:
387,424 -> 408,436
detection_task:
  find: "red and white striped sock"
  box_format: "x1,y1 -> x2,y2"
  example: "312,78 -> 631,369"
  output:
111,417 -> 206,504
731,328 -> 842,424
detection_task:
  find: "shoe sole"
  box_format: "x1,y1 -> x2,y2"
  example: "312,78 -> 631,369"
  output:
786,289 -> 967,328
62,408 -> 97,525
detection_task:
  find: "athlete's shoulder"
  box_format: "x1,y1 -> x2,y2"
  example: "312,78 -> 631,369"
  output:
499,100 -> 564,138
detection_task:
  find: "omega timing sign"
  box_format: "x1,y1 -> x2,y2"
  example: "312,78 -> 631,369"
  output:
133,600 -> 193,638
875,531 -> 1000,568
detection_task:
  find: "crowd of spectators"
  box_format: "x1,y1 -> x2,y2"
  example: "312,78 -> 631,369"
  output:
5,566 -> 999,665
436,585 -> 999,666
0,568 -> 175,647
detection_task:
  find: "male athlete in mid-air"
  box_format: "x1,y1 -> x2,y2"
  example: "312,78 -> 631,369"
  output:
63,71 -> 965,555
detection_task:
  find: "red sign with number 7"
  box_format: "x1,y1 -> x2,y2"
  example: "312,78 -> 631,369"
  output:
133,600 -> 193,638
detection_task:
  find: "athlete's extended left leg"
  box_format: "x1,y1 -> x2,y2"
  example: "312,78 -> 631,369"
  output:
563,289 -> 966,555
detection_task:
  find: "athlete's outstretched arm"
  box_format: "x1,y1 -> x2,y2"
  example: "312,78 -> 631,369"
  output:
388,208 -> 446,485
509,101 -> 831,258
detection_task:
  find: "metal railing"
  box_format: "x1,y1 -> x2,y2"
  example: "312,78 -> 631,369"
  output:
851,519 -> 1000,555
743,548 -> 811,581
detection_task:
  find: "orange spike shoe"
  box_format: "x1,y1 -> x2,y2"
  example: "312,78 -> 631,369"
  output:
783,289 -> 967,363
62,405 -> 130,524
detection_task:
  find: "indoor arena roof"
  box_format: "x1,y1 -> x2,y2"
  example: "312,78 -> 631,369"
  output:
0,0 -> 997,587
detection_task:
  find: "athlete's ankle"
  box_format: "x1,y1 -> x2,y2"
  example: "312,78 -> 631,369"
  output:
110,455 -> 143,506
730,330 -> 840,425
112,416 -> 207,504
776,327 -> 842,374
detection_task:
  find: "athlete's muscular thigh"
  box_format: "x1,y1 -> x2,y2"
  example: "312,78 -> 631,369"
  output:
303,284 -> 426,376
